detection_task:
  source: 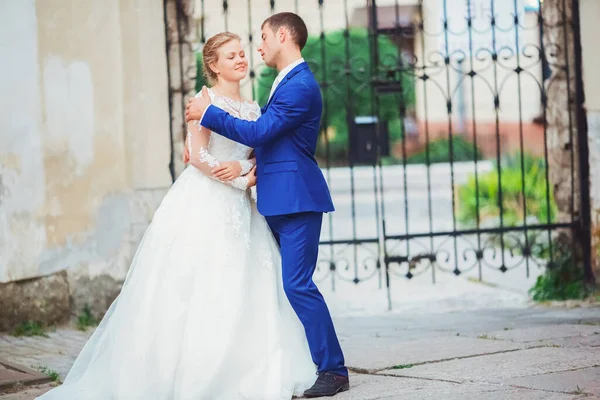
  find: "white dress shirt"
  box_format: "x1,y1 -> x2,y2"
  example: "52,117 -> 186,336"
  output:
267,57 -> 305,102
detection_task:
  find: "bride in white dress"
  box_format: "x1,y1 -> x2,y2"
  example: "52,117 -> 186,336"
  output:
37,32 -> 317,400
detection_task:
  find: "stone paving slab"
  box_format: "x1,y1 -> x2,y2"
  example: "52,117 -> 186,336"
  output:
505,366 -> 600,397
0,359 -> 51,394
542,334 -> 600,348
476,324 -> 600,343
0,384 -> 54,399
344,335 -> 532,372
311,373 -> 457,400
311,374 -> 581,400
2,308 -> 600,399
380,347 -> 600,384
0,329 -> 90,380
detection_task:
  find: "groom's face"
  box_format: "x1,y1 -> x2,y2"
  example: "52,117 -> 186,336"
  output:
258,23 -> 280,68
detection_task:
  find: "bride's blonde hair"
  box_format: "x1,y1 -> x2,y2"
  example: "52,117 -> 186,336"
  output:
202,32 -> 242,84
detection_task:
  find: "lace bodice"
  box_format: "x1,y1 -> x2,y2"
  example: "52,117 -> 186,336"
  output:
186,88 -> 261,189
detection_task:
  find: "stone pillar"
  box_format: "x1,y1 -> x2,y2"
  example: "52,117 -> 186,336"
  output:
542,0 -> 580,227
580,0 -> 600,282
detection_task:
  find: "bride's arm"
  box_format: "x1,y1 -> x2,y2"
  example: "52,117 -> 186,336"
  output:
186,121 -> 254,190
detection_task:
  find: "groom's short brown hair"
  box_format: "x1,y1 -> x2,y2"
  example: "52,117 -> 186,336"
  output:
262,12 -> 308,50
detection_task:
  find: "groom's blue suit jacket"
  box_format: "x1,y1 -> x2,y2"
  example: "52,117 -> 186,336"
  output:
201,62 -> 335,217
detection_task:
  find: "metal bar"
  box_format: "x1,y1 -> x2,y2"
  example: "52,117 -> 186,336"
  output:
370,3 -> 385,292
223,1 -> 229,31
320,220 -> 575,245
415,0 -> 437,284
538,0 -> 555,265
320,238 -> 381,246
367,0 -> 391,308
339,0 -> 362,286
512,0 -> 531,278
200,0 -> 206,44
465,0 -> 483,280
441,0 -> 461,275
393,0 -> 412,282
571,0 -> 595,284
382,222 -> 576,241
175,0 -> 187,143
247,0 -> 256,100
489,0 -> 508,273
163,0 -> 176,183
317,0 -> 336,291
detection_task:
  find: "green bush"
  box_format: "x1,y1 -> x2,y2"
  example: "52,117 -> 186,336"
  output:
12,321 -> 49,338
457,153 -> 557,228
405,136 -> 482,165
76,304 -> 99,331
529,236 -> 593,301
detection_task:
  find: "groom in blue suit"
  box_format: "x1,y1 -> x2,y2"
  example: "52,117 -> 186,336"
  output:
186,12 -> 349,398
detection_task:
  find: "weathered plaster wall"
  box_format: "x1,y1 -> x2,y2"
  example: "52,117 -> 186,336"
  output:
0,0 -> 172,323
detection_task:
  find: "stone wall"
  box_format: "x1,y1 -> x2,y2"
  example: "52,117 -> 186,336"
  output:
0,0 -> 173,329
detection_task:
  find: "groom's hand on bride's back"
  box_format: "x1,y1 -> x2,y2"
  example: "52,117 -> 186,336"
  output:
185,86 -> 211,123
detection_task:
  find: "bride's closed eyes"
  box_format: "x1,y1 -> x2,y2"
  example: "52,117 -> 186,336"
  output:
227,51 -> 245,60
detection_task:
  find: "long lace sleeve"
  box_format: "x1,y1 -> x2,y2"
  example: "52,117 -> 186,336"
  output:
186,121 -> 250,190
239,157 -> 256,175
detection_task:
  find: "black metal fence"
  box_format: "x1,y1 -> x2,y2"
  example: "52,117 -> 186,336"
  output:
185,0 -> 591,304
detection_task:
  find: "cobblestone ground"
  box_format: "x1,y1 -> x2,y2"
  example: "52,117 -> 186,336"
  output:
2,303 -> 600,399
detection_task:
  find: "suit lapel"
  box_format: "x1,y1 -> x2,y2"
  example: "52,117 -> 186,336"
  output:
263,62 -> 309,111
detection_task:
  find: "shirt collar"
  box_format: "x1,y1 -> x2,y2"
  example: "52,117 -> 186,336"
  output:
275,57 -> 305,83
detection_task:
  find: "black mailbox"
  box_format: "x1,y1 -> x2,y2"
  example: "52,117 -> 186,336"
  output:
348,116 -> 390,165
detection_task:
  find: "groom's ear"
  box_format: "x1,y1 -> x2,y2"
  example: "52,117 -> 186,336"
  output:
277,27 -> 286,43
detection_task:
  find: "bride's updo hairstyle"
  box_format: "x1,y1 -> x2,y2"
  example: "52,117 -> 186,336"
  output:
202,32 -> 242,84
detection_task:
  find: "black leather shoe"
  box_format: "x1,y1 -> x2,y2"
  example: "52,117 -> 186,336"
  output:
303,371 -> 350,398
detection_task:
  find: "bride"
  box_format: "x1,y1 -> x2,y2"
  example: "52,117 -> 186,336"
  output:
37,32 -> 317,399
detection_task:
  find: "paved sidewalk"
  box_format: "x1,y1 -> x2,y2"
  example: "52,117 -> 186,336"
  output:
1,304 -> 600,399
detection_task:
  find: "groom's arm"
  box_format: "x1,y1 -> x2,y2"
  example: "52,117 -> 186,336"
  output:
201,84 -> 311,148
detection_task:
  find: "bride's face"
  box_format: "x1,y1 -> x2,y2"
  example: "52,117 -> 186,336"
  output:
213,40 -> 248,83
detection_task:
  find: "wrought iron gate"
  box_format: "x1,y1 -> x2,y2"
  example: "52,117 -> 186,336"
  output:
181,0 -> 592,305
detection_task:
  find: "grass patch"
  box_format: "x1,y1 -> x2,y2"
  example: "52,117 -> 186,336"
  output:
37,366 -> 60,382
392,364 -> 414,370
577,320 -> 600,326
477,334 -> 498,340
11,321 -> 49,338
467,277 -> 498,288
76,304 -> 98,331
568,385 -> 585,395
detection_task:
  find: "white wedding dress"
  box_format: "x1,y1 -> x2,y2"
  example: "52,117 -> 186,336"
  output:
37,89 -> 317,400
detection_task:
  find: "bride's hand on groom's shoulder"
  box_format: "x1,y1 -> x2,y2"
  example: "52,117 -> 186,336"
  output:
185,86 -> 211,123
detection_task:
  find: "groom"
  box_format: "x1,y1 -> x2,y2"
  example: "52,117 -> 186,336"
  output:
185,12 -> 349,398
